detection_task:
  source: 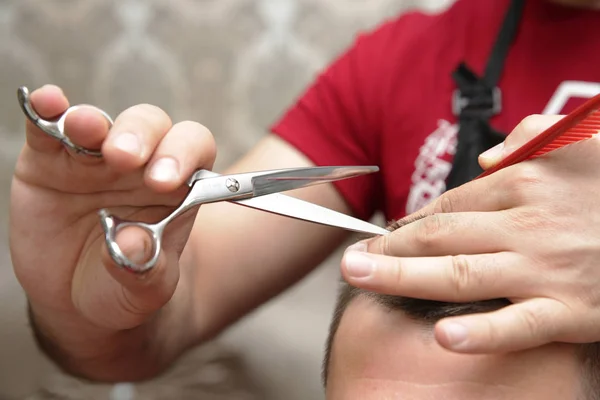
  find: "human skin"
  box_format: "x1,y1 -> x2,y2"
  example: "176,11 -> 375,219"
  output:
11,0 -> 600,381
341,111 -> 600,357
326,294 -> 582,400
10,86 -> 350,381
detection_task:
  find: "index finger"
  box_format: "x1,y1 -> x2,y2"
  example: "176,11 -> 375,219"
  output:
366,211 -> 509,258
383,166 -> 515,234
340,250 -> 529,302
409,116 -> 566,219
398,148 -> 547,223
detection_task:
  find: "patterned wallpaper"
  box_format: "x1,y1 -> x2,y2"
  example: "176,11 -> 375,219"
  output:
0,1 -> 452,399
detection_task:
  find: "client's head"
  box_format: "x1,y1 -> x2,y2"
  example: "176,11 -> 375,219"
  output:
322,221 -> 600,400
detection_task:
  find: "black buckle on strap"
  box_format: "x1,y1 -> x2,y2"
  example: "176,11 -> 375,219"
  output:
452,87 -> 502,117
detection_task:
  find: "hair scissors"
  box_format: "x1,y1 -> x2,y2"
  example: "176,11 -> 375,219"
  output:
17,86 -> 389,273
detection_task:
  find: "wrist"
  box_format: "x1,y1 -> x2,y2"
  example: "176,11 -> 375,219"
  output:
27,301 -> 174,382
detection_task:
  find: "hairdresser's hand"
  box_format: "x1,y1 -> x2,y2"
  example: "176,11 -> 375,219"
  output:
341,113 -> 600,354
10,85 -> 216,379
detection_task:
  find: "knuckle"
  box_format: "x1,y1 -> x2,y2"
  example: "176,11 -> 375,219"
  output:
392,258 -> 404,291
378,233 -> 392,256
504,163 -> 544,203
517,305 -> 545,339
511,114 -> 543,145
158,122 -> 218,168
413,214 -> 443,247
512,163 -> 543,187
509,206 -> 557,233
512,114 -> 565,144
518,114 -> 542,133
433,191 -> 458,214
481,316 -> 499,347
450,255 -> 471,300
133,103 -> 169,120
116,104 -> 172,133
175,121 -> 213,140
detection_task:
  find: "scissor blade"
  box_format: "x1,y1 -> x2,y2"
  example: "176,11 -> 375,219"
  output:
232,192 -> 390,236
250,166 -> 379,197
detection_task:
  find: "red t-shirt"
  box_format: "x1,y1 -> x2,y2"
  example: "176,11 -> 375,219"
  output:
270,0 -> 600,222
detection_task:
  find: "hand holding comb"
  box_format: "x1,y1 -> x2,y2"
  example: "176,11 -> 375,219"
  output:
477,93 -> 600,179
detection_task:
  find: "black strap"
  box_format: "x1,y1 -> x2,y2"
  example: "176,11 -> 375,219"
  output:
484,0 -> 525,88
445,0 -> 525,190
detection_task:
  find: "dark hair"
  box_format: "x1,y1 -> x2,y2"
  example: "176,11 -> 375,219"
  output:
322,218 -> 600,399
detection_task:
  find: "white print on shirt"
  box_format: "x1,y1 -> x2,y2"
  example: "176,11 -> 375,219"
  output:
405,119 -> 458,215
542,81 -> 600,115
405,80 -> 600,216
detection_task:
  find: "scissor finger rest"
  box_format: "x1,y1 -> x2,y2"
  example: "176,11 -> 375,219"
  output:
98,170 -> 226,272
17,86 -> 113,158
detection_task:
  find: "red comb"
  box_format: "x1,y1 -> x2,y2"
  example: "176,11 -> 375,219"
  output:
477,93 -> 600,179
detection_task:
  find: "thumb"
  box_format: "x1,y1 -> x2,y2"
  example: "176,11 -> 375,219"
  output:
101,225 -> 180,318
478,114 -> 565,170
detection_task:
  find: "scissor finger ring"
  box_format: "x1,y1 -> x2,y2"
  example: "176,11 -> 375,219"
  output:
17,86 -> 113,158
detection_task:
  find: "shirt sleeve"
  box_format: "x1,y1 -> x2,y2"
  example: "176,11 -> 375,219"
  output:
269,14 -> 430,221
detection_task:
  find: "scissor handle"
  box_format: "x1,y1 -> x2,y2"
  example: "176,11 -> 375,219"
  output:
98,173 -> 210,272
98,209 -> 164,273
17,86 -> 113,158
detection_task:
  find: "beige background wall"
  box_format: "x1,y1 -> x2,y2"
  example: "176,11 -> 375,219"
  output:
0,1 -> 452,399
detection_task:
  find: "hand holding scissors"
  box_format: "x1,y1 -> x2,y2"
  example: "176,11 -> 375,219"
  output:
11,84 -> 390,358
17,86 -> 388,273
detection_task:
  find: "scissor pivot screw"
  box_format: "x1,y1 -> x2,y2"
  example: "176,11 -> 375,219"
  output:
226,178 -> 240,192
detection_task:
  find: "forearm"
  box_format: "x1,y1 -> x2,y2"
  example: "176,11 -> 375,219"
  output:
183,135 -> 356,339
185,190 -> 351,341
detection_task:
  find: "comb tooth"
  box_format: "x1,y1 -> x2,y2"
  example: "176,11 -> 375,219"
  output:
570,125 -> 600,131
530,109 -> 600,159
571,122 -> 600,127
566,130 -> 599,135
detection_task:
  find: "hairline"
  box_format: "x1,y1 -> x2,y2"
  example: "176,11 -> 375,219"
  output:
323,281 -> 600,400
321,215 -> 600,400
322,214 -> 430,385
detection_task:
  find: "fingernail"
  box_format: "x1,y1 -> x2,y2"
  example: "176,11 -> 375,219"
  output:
480,142 -> 504,160
443,322 -> 469,348
113,132 -> 141,156
150,157 -> 179,182
344,241 -> 367,254
344,251 -> 375,279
